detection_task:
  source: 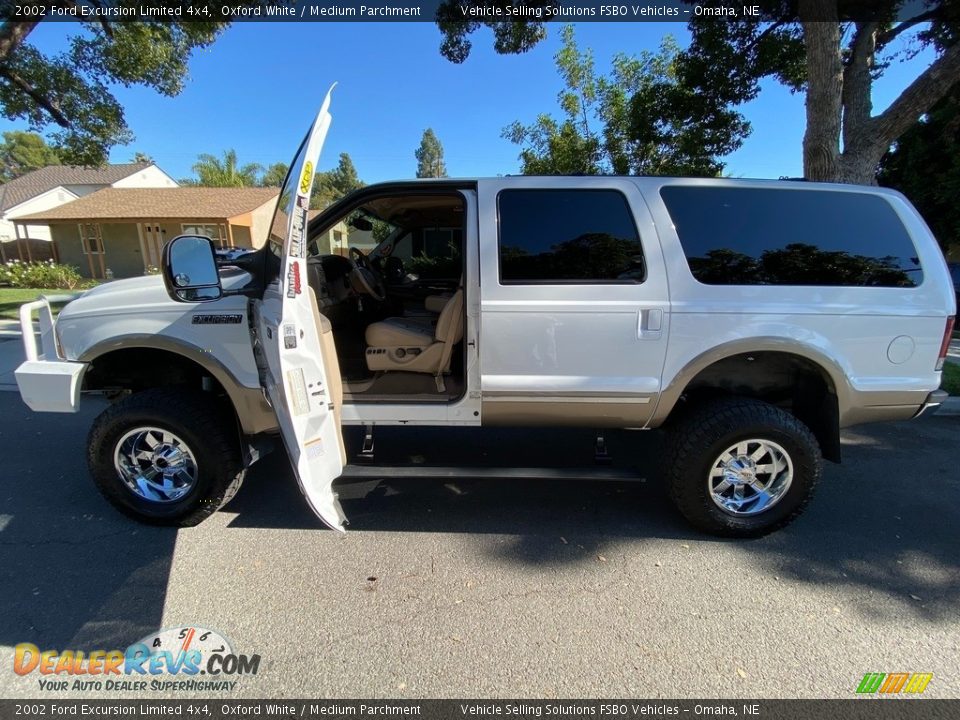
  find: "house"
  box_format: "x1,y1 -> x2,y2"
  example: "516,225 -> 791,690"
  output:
0,162 -> 178,261
17,187 -> 279,278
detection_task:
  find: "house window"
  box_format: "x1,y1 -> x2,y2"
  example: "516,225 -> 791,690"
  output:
182,224 -> 228,248
79,224 -> 104,254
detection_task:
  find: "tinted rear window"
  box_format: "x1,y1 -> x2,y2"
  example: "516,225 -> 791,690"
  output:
660,186 -> 922,287
498,189 -> 645,284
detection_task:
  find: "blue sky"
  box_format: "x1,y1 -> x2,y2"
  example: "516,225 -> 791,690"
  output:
2,21 -> 937,183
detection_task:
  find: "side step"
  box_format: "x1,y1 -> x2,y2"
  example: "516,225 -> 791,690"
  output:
339,465 -> 643,482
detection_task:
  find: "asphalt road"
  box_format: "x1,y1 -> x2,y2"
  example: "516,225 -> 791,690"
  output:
0,391 -> 958,699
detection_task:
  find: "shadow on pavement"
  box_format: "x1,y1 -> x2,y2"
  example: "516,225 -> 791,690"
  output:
226,418 -> 960,621
0,395 -> 177,650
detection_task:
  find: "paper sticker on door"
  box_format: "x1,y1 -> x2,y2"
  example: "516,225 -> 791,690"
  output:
304,436 -> 325,460
286,367 -> 310,416
283,323 -> 298,349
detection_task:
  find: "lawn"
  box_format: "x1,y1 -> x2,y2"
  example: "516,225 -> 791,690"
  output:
943,362 -> 960,397
0,288 -> 79,320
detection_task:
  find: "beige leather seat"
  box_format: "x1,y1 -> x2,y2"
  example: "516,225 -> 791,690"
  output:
364,289 -> 464,377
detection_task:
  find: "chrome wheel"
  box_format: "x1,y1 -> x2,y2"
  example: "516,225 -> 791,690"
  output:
113,427 -> 198,503
707,439 -> 793,517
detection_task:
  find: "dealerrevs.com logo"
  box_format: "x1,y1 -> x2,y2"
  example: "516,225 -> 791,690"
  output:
13,626 -> 260,692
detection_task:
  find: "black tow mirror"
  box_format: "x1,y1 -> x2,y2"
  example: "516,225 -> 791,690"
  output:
161,235 -> 223,303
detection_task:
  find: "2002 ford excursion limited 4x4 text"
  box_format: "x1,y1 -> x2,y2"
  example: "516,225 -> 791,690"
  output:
14,90 -> 956,537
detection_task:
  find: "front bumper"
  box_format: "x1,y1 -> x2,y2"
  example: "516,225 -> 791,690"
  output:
913,389 -> 949,419
15,296 -> 87,413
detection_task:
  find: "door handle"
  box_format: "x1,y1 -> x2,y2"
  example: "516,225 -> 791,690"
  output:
638,309 -> 663,339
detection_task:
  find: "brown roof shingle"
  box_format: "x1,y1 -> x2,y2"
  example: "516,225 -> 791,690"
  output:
18,187 -> 279,222
0,162 -> 153,213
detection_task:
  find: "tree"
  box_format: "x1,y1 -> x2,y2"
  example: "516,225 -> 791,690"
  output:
437,1 -> 960,185
878,88 -> 960,253
0,130 -> 60,182
312,152 -> 364,208
191,149 -> 262,187
0,5 -> 277,166
131,151 -> 153,164
259,162 -> 289,188
415,128 -> 448,178
503,26 -> 746,176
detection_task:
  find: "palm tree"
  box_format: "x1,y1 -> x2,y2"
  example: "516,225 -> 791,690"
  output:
191,149 -> 262,187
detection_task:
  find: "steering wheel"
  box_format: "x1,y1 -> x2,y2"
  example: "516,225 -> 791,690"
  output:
348,247 -> 386,302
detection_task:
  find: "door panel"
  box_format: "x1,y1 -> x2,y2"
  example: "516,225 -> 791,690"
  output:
252,86 -> 348,531
477,177 -> 670,427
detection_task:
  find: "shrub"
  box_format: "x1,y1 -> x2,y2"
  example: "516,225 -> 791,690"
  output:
0,260 -> 86,289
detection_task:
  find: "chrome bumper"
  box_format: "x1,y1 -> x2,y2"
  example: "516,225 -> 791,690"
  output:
913,389 -> 949,419
14,296 -> 87,413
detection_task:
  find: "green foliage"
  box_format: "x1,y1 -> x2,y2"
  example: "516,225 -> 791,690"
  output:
415,128 -> 448,178
0,260 -> 85,289
505,26 -> 746,176
259,162 -> 289,188
688,243 -> 914,287
0,14 -> 263,165
942,362 -> 960,396
0,131 -> 61,182
437,2 -> 960,184
130,151 -> 153,163
406,240 -> 461,279
191,149 -> 262,187
878,89 -> 960,253
312,153 -> 364,209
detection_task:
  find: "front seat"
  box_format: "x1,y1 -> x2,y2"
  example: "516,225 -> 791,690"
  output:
364,289 -> 464,381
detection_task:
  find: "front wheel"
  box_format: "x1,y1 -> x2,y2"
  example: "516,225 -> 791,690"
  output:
663,397 -> 823,538
87,387 -> 245,526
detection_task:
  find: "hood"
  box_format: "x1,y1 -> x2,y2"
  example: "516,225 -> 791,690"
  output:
59,269 -> 252,320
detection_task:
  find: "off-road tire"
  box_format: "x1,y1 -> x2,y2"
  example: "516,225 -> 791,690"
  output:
87,387 -> 245,526
663,396 -> 822,538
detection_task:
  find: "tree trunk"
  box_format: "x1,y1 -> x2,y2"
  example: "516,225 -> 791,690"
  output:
0,21 -> 38,63
800,10 -> 843,181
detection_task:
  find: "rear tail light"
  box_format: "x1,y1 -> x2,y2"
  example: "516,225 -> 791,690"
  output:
936,316 -> 955,371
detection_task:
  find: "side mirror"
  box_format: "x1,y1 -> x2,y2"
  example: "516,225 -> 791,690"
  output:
161,235 -> 223,303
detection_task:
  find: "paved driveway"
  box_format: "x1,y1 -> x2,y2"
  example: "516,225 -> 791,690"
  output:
0,392 -> 958,699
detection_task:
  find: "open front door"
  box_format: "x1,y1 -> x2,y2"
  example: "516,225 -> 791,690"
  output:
253,86 -> 348,531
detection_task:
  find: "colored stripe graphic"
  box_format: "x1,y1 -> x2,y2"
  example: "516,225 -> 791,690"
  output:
856,673 -> 886,693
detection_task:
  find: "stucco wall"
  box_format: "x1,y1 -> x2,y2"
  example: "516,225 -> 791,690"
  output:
1,187 -> 80,243
110,165 -> 179,189
247,199 -> 277,249
53,222 -> 145,278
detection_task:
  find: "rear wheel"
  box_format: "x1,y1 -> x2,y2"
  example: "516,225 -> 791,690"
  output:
87,387 -> 245,526
663,397 -> 822,537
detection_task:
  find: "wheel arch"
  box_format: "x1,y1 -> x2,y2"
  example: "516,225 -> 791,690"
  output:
79,335 -> 278,436
651,338 -> 850,463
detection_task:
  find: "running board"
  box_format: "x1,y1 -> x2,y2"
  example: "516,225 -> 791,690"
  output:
339,465 -> 643,482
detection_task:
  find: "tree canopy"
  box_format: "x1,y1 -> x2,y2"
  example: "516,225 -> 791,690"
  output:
0,8 -> 269,166
504,26 -> 746,176
312,152 -> 364,208
190,149 -> 262,187
878,88 -> 960,252
437,1 -> 960,184
0,130 -> 60,182
259,162 -> 290,188
415,128 -> 448,178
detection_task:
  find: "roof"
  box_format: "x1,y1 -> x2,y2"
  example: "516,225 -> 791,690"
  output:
17,187 -> 279,222
0,162 -> 153,213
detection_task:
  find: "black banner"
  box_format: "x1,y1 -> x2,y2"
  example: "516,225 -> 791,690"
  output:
1,0 -> 943,24
0,700 -> 958,720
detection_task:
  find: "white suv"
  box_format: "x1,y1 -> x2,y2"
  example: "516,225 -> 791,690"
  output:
15,91 -> 956,537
